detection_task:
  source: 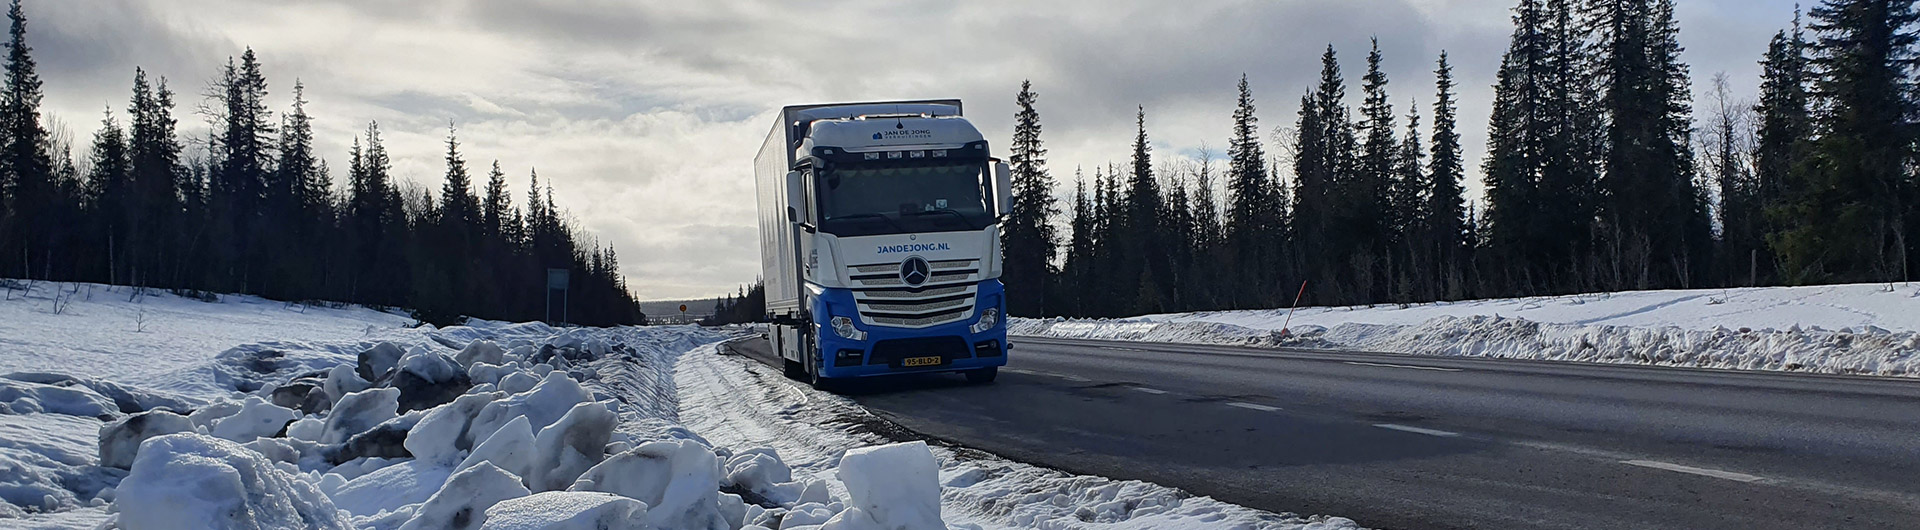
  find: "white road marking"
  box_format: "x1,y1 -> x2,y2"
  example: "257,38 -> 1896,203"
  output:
1132,387 -> 1170,395
1622,460 -> 1769,483
1060,375 -> 1092,382
1345,361 -> 1462,372
1226,402 -> 1282,412
1373,423 -> 1461,437
1005,368 -> 1040,375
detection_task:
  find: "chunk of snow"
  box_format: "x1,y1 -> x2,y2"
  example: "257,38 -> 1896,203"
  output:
358,342 -> 406,382
186,398 -> 243,430
323,364 -> 371,404
457,340 -> 507,369
394,349 -> 473,412
329,458 -> 456,517
781,502 -> 837,528
406,392 -> 502,466
496,371 -> 539,395
478,491 -> 649,530
322,387 -> 398,445
397,462 -> 530,530
468,362 -> 506,386
458,414 -> 536,481
209,395 -> 296,442
98,409 -> 195,469
724,448 -> 807,506
110,433 -> 350,529
469,371 -> 589,445
285,417 -> 325,442
570,439 -> 728,530
527,401 -> 616,492
821,441 -> 943,530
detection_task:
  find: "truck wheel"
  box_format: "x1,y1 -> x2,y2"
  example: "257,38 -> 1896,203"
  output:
783,358 -> 805,380
964,367 -> 998,384
805,336 -> 835,391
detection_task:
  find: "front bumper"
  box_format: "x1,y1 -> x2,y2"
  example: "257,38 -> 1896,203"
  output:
812,281 -> 1008,379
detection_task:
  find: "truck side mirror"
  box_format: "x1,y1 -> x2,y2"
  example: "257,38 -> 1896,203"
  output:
785,170 -> 807,225
992,161 -> 1013,217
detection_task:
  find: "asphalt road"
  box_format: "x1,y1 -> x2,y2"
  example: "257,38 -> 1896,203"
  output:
727,336 -> 1920,530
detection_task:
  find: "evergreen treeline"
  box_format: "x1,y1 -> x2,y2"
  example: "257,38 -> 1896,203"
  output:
1004,0 -> 1920,318
0,1 -> 643,326
700,281 -> 767,326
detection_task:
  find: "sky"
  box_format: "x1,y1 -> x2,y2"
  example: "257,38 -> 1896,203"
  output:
34,0 -> 1805,300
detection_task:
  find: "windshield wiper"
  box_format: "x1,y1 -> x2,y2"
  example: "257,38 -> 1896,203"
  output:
827,212 -> 909,233
903,208 -> 978,230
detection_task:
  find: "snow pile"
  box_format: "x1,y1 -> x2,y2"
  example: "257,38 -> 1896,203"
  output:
1014,282 -> 1920,377
111,432 -> 352,530
824,441 -> 944,530
478,491 -> 649,530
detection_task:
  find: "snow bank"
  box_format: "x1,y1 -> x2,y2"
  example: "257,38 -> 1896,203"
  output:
109,433 -> 351,530
98,409 -> 195,469
1014,282 -> 1920,377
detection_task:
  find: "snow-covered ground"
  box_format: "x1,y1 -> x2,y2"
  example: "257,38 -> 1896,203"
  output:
1015,282 -> 1920,377
0,279 -> 1358,529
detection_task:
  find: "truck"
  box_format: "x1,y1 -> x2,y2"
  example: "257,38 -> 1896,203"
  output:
756,100 -> 1012,389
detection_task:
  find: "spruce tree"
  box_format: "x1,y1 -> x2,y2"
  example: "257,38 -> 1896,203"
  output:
1427,52 -> 1470,299
1596,0 -> 1707,290
1224,75 -> 1271,308
1755,12 -> 1814,284
0,0 -> 55,279
1002,80 -> 1059,316
1780,0 -> 1920,282
1125,107 -> 1164,313
1294,45 -> 1361,303
1358,38 -> 1398,272
1060,169 -> 1094,316
84,109 -> 131,283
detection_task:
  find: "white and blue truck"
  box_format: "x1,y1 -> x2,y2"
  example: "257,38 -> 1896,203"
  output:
756,100 -> 1012,389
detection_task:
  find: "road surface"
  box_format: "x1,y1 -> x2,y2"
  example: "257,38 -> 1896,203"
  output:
725,335 -> 1920,530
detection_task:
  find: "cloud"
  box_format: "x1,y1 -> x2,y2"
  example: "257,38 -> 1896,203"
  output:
31,0 -> 1808,300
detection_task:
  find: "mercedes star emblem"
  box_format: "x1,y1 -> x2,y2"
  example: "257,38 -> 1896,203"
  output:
900,256 -> 930,287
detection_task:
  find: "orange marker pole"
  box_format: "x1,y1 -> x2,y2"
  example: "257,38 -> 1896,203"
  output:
1281,280 -> 1307,337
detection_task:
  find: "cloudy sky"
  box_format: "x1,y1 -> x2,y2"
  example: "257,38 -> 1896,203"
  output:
35,0 -> 1803,300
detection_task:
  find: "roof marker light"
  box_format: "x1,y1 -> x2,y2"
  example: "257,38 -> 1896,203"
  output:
864,152 -> 880,160
932,150 -> 947,158
887,151 -> 904,159
910,151 -> 926,158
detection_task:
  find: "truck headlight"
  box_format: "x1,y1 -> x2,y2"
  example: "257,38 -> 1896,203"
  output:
830,316 -> 867,341
970,307 -> 999,334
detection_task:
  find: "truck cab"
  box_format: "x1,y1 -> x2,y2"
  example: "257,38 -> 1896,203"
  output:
756,100 -> 1011,389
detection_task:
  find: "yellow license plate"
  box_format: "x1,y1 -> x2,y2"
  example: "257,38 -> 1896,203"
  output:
902,356 -> 942,367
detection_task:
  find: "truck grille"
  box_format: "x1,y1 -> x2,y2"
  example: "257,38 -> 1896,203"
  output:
850,258 -> 979,329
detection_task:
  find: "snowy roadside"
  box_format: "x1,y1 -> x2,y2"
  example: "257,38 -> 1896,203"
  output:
2,280 -> 1357,529
1012,282 -> 1920,378
679,339 -> 1361,530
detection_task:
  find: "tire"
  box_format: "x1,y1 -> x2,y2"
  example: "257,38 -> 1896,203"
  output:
964,366 -> 998,384
805,335 -> 835,391
782,358 -> 805,380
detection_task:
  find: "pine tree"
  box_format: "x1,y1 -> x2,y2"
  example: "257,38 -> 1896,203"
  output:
1755,11 -> 1814,285
1002,80 -> 1059,316
1295,45 -> 1362,303
1595,0 -> 1707,290
84,109 -> 131,283
1060,169 -> 1094,316
1224,75 -> 1272,308
1125,107 -> 1164,313
125,69 -> 183,288
1392,100 -> 1427,300
1780,0 -> 1920,282
0,0 -> 55,279
1427,52 -> 1470,299
1358,39 -> 1399,301
483,161 -> 509,241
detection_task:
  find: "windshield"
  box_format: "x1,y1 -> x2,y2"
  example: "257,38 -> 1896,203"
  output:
816,161 -> 995,237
